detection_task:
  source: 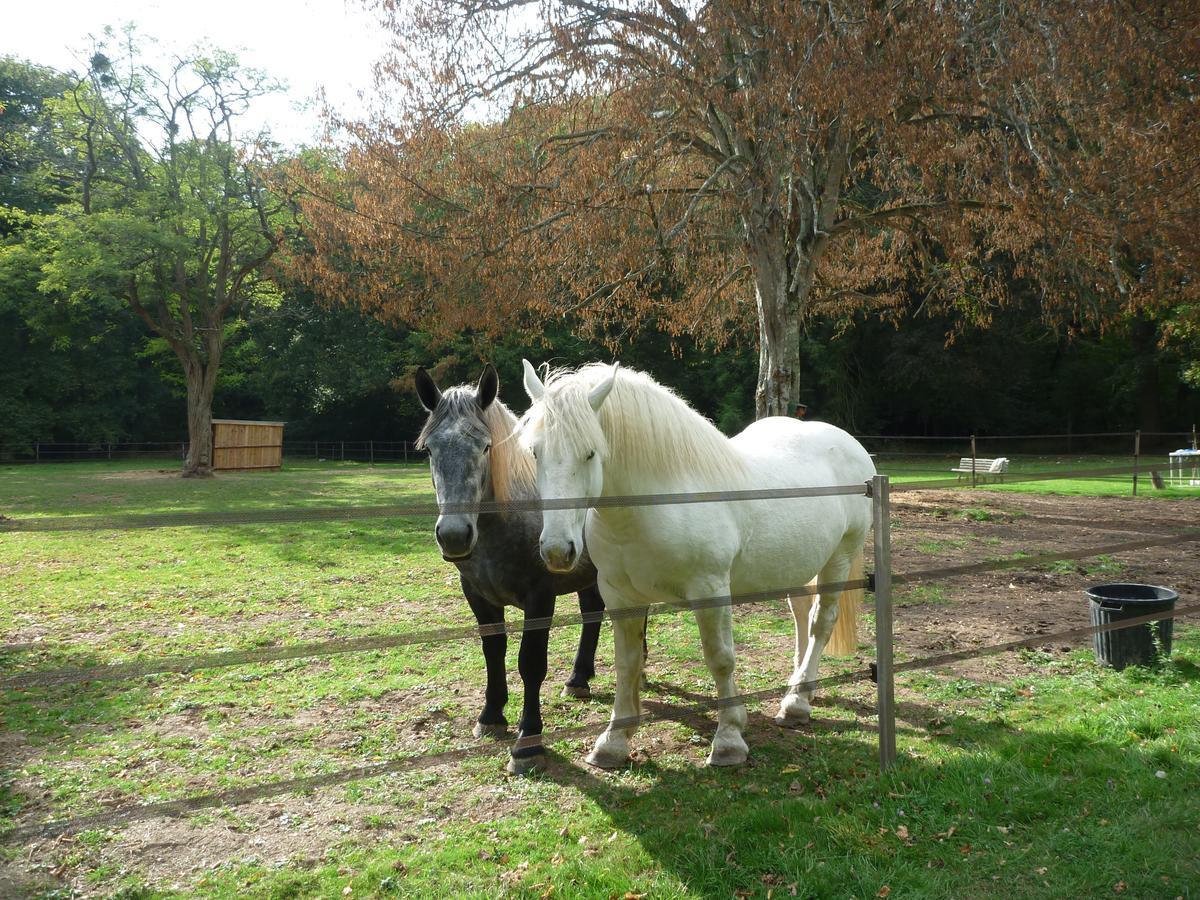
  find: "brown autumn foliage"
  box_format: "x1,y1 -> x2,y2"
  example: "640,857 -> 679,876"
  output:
289,1 -> 1200,418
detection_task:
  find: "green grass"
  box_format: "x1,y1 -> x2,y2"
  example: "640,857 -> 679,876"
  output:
1,460 -> 1198,898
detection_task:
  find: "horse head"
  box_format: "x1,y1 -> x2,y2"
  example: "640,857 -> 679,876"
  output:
415,364 -> 500,561
520,359 -> 617,573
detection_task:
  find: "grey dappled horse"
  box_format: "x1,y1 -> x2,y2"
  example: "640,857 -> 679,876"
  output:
415,364 -> 606,775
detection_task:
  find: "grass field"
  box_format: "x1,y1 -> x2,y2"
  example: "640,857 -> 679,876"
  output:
1,459 -> 1197,898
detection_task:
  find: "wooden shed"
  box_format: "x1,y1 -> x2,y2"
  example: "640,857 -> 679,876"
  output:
212,419 -> 285,472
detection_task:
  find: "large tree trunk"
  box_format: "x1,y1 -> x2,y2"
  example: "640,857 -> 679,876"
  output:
749,223 -> 805,419
181,350 -> 220,478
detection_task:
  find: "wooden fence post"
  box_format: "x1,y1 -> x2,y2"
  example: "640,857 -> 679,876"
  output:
35,442 -> 40,463
340,440 -> 345,462
970,434 -> 977,489
369,440 -> 375,465
1132,430 -> 1141,496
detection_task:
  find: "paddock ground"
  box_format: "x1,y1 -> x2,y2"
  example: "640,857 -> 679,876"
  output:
1,462 -> 1197,898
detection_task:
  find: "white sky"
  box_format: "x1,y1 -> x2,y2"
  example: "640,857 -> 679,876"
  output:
0,0 -> 392,147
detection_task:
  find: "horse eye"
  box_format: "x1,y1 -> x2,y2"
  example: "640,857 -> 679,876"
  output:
484,444 -> 491,453
586,450 -> 595,460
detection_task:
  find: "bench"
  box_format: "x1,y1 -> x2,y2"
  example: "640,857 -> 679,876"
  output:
951,457 -> 1009,483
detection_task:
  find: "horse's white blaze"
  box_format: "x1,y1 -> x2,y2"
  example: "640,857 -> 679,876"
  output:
519,362 -> 875,767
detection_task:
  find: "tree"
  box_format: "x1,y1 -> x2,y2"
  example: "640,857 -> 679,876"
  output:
295,0 -> 1199,418
19,33 -> 287,475
1,57 -> 178,454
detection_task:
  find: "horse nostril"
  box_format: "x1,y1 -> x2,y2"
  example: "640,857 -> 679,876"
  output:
567,540 -> 576,561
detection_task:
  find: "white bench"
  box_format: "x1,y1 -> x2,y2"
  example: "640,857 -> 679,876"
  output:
951,457 -> 1009,483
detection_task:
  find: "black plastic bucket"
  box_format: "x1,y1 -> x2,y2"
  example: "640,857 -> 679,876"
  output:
1087,583 -> 1178,669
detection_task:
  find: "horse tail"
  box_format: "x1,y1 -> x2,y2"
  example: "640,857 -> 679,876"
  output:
825,549 -> 864,656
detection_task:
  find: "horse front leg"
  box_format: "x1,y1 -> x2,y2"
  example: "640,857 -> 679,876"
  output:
586,586 -> 646,769
563,586 -> 603,699
465,589 -> 509,739
508,593 -> 555,775
694,595 -> 749,767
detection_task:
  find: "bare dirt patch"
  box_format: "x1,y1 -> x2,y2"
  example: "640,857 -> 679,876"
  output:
885,489 -> 1199,682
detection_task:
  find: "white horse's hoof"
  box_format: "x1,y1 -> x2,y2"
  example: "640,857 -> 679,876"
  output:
706,739 -> 749,767
585,732 -> 630,769
507,753 -> 547,776
473,721 -> 508,739
561,683 -> 591,700
774,695 -> 812,728
585,747 -> 630,769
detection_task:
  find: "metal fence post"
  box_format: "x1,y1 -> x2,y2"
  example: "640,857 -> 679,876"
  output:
1132,430 -> 1141,496
340,440 -> 345,461
871,474 -> 897,771
35,442 -> 40,463
369,440 -> 375,465
403,442 -> 409,464
970,434 -> 977,489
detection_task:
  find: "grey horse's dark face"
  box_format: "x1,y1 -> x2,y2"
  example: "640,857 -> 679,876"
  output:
416,366 -> 499,561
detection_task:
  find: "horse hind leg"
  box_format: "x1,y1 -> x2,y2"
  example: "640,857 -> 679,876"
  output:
563,586 -> 603,699
776,548 -> 862,728
775,581 -> 816,727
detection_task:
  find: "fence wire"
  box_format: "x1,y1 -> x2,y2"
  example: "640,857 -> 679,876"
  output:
0,461 -> 1180,535
2,463 -> 1197,844
4,603 -> 1196,845
3,526 -> 1197,693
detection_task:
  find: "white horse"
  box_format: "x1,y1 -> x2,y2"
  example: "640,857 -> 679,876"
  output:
518,360 -> 874,768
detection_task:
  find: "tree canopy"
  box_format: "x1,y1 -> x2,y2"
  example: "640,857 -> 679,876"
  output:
293,0 -> 1200,416
1,33 -> 290,475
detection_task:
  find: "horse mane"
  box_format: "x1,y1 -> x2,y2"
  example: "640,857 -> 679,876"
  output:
524,363 -> 747,487
416,387 -> 537,505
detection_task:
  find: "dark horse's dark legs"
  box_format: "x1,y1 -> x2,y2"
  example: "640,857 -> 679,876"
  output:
563,586 -> 604,698
465,589 -> 509,739
508,592 -> 555,775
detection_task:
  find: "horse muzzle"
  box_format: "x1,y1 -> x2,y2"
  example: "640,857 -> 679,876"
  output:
539,538 -> 579,573
435,517 -> 476,560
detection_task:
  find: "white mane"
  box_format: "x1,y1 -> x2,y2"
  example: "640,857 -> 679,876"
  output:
482,400 -> 537,504
521,363 -> 747,487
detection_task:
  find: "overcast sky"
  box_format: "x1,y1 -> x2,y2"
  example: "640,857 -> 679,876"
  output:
1,0 -> 391,147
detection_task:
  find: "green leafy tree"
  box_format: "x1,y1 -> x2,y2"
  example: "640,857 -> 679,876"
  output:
15,33 -> 287,475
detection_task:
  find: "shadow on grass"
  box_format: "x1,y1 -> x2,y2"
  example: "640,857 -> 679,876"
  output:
543,674 -> 1199,898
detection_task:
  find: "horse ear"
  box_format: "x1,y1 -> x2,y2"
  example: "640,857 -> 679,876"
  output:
588,362 -> 619,412
477,364 -> 498,411
522,358 -> 545,401
415,366 -> 441,412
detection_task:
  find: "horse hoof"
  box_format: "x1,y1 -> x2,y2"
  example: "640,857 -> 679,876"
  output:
706,742 -> 749,767
562,683 -> 591,700
473,721 -> 508,739
507,753 -> 547,776
585,748 -> 630,770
